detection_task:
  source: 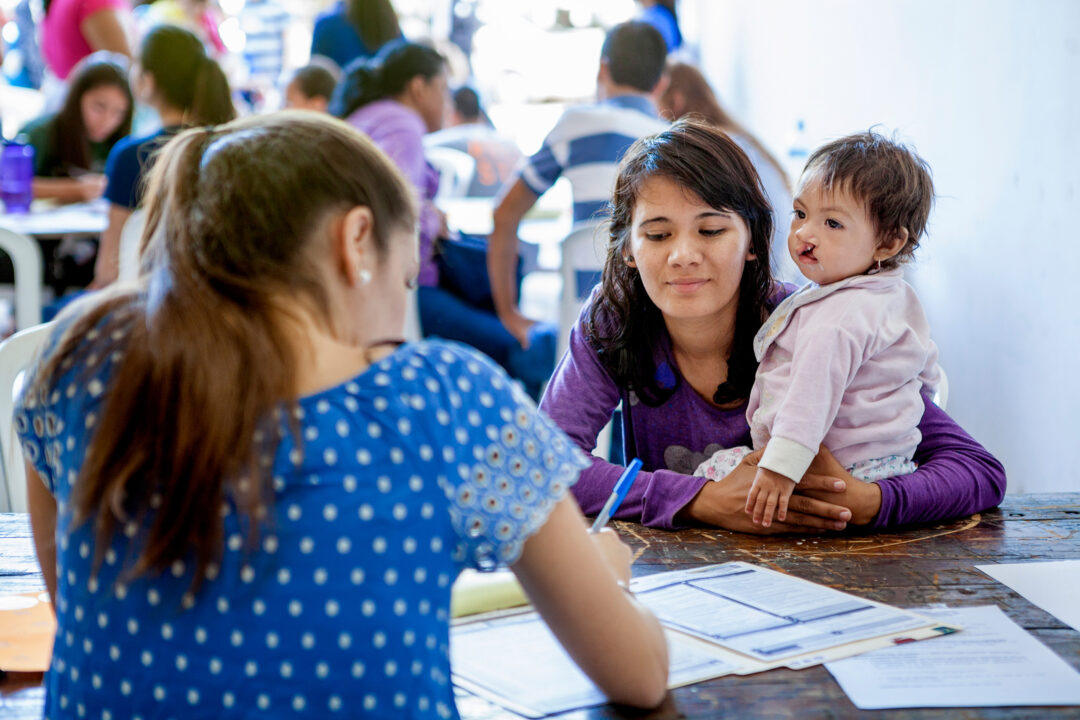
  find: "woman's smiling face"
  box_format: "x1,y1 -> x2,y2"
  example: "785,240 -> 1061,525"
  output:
626,174 -> 756,324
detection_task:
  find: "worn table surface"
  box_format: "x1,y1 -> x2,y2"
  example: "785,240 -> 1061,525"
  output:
2,494 -> 1079,719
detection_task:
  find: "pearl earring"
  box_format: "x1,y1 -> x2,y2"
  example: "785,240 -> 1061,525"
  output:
357,268 -> 372,285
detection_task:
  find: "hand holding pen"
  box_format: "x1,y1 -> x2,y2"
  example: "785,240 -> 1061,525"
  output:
588,459 -> 643,590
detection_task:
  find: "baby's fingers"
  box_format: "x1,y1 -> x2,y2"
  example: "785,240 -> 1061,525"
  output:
776,491 -> 791,523
760,489 -> 779,527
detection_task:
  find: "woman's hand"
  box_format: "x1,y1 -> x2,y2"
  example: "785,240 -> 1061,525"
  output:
799,448 -> 882,526
682,449 -> 853,533
588,527 -> 632,585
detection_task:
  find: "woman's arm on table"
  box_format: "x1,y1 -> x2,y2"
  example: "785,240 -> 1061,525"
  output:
26,465 -> 58,605
540,320 -> 853,531
875,395 -> 1005,526
539,320 -> 700,528
796,396 -> 1006,527
512,496 -> 668,709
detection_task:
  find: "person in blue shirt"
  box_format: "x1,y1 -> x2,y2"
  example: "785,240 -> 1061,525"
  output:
311,0 -> 402,70
93,24 -> 234,288
637,0 -> 682,53
18,111 -> 668,719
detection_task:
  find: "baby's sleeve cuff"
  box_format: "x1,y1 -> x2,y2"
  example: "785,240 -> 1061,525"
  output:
758,437 -> 817,484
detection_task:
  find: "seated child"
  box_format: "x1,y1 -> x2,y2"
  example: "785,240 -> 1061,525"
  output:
694,130 -> 941,527
283,61 -> 340,113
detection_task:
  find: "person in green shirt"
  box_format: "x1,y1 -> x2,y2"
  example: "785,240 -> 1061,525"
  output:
18,52 -> 133,204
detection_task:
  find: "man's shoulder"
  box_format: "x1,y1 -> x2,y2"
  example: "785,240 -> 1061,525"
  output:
545,102 -> 666,145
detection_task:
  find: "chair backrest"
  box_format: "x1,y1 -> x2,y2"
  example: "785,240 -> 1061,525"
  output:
117,207 -> 148,282
426,146 -> 476,200
557,221 -> 609,362
932,367 -> 949,410
0,228 -> 44,331
0,323 -> 54,512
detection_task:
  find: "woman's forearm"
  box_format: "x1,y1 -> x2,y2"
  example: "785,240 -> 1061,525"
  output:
874,396 -> 1006,527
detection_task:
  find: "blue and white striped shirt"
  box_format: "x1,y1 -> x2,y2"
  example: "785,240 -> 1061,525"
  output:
519,95 -> 669,226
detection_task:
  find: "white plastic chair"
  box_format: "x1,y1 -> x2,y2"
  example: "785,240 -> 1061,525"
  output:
117,207 -> 148,281
557,221 -> 609,363
557,221 -> 613,459
0,227 -> 44,331
933,367 -> 949,410
426,146 -> 476,200
0,323 -> 53,512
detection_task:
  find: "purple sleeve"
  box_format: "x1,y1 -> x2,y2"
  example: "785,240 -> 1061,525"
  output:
539,318 -> 709,530
873,394 -> 1006,527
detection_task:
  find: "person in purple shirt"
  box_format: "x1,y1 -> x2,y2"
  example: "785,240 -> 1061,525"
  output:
333,40 -> 556,397
539,119 -> 1006,533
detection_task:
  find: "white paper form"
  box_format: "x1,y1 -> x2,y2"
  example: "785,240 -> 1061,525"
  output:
451,612 -> 740,718
976,560 -> 1080,633
825,605 -> 1080,709
632,563 -> 931,663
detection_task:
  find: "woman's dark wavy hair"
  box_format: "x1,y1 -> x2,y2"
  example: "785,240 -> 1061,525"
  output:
587,118 -> 775,407
329,39 -> 445,119
51,52 -> 133,175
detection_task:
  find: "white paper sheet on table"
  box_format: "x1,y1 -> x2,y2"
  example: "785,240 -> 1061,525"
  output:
825,605 -> 1080,709
451,612 -> 740,718
451,562 -> 955,717
976,559 -> 1080,633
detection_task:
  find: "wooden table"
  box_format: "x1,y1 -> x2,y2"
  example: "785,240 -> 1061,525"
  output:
2,494 -> 1079,718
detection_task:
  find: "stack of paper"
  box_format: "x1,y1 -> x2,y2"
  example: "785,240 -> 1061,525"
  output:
452,562 -> 955,717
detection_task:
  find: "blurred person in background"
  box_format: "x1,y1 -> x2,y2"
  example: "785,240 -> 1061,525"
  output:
311,0 -> 402,71
423,85 -> 523,198
487,21 -> 669,352
656,62 -> 798,283
283,61 -> 340,113
19,52 -> 132,203
134,0 -> 227,56
94,24 -> 235,287
40,0 -> 133,81
637,0 -> 681,53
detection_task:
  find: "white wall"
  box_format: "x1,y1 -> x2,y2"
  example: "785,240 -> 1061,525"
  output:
693,0 -> 1080,494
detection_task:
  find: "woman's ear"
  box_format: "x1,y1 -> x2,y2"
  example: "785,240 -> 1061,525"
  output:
334,206 -> 376,286
875,227 -> 909,262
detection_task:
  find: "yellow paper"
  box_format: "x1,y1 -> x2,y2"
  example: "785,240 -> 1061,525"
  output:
0,592 -> 55,672
451,569 -> 529,618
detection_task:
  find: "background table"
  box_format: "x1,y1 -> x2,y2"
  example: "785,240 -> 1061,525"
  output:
2,494 -> 1078,718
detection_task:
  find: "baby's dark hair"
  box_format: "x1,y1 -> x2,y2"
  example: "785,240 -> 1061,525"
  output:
802,130 -> 934,270
289,62 -> 339,101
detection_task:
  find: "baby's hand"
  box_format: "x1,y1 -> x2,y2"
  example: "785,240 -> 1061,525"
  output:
745,467 -> 796,527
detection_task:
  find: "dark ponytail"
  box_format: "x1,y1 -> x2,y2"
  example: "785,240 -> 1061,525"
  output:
190,55 -> 236,126
345,0 -> 401,53
34,113 -> 417,591
140,25 -> 235,125
330,39 -> 445,118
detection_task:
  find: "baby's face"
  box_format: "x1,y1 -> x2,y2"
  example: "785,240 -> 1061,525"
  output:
788,176 -> 880,286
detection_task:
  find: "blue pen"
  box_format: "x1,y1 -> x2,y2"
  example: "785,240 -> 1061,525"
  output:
589,458 -> 643,533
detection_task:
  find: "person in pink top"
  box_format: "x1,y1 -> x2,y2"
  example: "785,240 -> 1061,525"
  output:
41,0 -> 133,80
695,131 -> 942,527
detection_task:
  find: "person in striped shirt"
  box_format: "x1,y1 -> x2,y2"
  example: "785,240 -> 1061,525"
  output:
487,20 -> 669,350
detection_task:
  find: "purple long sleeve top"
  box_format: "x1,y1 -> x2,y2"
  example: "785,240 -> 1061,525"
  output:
347,99 -> 441,287
539,295 -> 1006,530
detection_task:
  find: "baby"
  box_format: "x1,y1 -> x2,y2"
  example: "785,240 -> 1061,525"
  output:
695,130 -> 941,526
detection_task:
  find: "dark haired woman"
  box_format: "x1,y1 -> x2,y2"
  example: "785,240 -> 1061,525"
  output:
539,119 -> 1005,532
40,0 -> 133,81
19,52 -> 132,203
18,112 -> 668,717
93,24 -> 235,288
311,0 -> 402,70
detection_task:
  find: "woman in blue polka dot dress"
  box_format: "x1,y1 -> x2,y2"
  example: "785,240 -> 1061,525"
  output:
16,112 -> 669,719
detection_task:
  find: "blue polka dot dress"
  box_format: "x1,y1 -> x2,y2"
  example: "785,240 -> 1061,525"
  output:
15,319 -> 589,720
